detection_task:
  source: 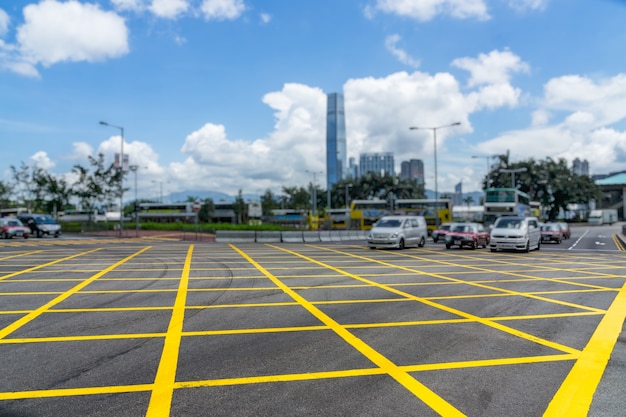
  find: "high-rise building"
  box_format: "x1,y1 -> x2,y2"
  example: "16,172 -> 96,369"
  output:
360,152 -> 395,177
400,159 -> 424,184
326,93 -> 347,188
572,158 -> 590,176
348,156 -> 359,179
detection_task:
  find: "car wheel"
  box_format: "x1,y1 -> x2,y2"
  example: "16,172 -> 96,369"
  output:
536,240 -> 541,251
445,243 -> 451,249
418,236 -> 426,247
36,230 -> 43,238
490,248 -> 496,252
1,232 -> 7,239
524,240 -> 530,253
398,239 -> 405,250
368,246 -> 375,250
433,237 -> 438,243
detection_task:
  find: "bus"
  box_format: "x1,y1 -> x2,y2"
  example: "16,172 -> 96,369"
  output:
138,203 -> 197,223
270,209 -> 309,229
483,188 -> 531,226
394,199 -> 452,235
349,199 -> 389,230
323,208 -> 351,230
0,207 -> 29,218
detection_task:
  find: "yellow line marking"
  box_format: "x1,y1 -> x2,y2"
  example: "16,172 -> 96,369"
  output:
277,244 -> 579,355
0,249 -> 97,282
544,281 -> 626,416
0,384 -> 154,400
612,233 -> 626,252
231,244 -> 466,417
0,250 -> 44,261
146,245 -> 193,417
0,247 -> 150,340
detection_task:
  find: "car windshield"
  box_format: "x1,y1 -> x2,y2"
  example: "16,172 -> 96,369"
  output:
4,219 -> 23,226
541,224 -> 559,231
452,225 -> 474,233
495,218 -> 522,229
376,219 -> 402,228
34,215 -> 56,224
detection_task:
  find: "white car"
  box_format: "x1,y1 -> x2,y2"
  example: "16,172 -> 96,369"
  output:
489,216 -> 541,253
367,215 -> 427,250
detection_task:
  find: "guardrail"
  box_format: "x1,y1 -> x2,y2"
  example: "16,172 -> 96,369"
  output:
215,230 -> 366,243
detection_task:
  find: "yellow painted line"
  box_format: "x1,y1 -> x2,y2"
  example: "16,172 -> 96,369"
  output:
146,245 -> 193,417
278,245 -> 580,355
0,383 -> 153,400
612,233 -> 626,252
544,281 -> 626,416
231,244 -> 466,417
0,246 -> 150,340
0,249 -> 98,282
0,250 -> 44,261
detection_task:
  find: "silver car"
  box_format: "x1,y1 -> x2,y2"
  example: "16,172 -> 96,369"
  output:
367,215 -> 427,250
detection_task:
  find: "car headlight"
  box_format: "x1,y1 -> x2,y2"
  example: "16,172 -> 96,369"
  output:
390,233 -> 398,238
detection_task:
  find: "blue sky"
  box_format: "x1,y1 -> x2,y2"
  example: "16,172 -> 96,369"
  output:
1,0 -> 626,202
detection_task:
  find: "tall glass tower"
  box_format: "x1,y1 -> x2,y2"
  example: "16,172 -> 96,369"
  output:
326,93 -> 347,189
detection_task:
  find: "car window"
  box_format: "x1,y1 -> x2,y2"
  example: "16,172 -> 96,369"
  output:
496,218 -> 521,229
376,219 -> 401,228
411,218 -> 418,227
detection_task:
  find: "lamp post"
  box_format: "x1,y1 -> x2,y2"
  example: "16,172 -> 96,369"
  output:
344,183 -> 352,209
472,154 -> 498,189
99,121 -> 124,236
409,122 -> 461,228
306,170 -> 323,216
499,167 -> 528,189
129,165 -> 139,237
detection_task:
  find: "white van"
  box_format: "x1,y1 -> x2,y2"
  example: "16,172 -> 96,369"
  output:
367,215 -> 427,250
489,216 -> 541,253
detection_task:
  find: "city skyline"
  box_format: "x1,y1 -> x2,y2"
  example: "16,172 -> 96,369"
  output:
1,1 -> 625,201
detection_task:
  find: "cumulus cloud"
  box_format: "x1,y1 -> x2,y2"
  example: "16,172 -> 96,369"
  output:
13,0 -> 128,75
508,0 -> 548,12
260,13 -> 271,24
452,49 -> 530,87
150,0 -> 189,19
201,0 -> 245,21
477,73 -> 626,175
366,0 -> 490,21
29,151 -> 55,170
385,34 -> 420,68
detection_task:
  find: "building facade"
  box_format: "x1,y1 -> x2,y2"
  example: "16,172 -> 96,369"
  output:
400,159 -> 425,184
359,152 -> 395,177
326,93 -> 347,189
572,158 -> 589,176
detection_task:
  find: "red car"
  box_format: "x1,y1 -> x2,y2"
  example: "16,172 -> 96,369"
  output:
0,217 -> 30,239
445,222 -> 490,249
540,223 -> 563,243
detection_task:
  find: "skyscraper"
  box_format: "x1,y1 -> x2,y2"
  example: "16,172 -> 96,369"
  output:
359,152 -> 395,177
400,159 -> 424,185
326,93 -> 347,189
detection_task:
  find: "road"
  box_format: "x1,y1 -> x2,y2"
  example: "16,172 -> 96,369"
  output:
0,226 -> 625,416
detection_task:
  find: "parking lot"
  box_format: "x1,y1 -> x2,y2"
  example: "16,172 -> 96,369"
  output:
1,237 -> 625,416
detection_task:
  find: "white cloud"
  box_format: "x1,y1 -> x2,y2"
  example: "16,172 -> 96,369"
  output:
16,0 -> 129,68
69,142 -> 94,162
508,0 -> 548,12
29,151 -> 55,170
201,0 -> 245,21
478,73 -> 626,175
149,0 -> 189,19
385,34 -> 420,68
452,49 -> 530,87
260,13 -> 272,24
368,0 -> 490,21
0,9 -> 9,37
111,0 -> 145,12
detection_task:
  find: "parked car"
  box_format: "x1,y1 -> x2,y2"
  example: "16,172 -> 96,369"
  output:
17,214 -> 61,238
0,217 -> 30,239
489,216 -> 541,252
431,222 -> 455,243
540,223 -> 563,244
367,215 -> 427,250
445,222 -> 489,249
558,222 -> 571,239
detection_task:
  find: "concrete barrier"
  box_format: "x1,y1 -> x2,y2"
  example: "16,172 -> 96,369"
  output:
319,231 -> 332,242
281,231 -> 304,243
215,230 -> 256,243
302,231 -> 320,242
255,231 -> 282,243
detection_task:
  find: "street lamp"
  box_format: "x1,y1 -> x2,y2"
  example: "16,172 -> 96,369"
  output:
472,154 -> 498,189
129,165 -> 139,237
409,122 -> 461,228
344,183 -> 352,209
306,170 -> 323,216
499,167 -> 528,189
99,121 -> 124,236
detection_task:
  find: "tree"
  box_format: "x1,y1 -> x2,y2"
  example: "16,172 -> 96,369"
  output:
72,154 -> 124,222
260,189 -> 280,216
232,189 -> 246,224
198,198 -> 215,223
